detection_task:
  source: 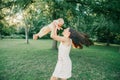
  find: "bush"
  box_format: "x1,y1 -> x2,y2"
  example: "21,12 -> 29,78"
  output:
114,33 -> 120,44
3,34 -> 25,39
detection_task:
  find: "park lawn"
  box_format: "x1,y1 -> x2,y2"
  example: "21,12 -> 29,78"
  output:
0,39 -> 120,80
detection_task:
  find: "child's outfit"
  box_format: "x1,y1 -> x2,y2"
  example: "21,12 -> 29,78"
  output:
37,20 -> 59,38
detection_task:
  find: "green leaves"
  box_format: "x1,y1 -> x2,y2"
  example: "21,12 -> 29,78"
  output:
0,0 -> 120,44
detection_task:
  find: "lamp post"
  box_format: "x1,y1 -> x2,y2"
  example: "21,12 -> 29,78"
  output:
76,3 -> 80,30
76,3 -> 80,11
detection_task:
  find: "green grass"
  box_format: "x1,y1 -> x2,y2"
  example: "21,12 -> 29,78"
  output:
0,39 -> 120,80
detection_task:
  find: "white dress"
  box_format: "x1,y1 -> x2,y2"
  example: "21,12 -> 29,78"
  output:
52,41 -> 72,79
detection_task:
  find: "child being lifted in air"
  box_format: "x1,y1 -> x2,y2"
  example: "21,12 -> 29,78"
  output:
33,18 -> 64,40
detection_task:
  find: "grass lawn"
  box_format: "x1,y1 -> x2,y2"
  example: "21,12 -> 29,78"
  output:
0,39 -> 120,80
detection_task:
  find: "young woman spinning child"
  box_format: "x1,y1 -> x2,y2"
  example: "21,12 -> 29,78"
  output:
50,25 -> 92,80
33,18 -> 92,80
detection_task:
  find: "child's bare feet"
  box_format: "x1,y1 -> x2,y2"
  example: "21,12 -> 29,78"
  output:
33,34 -> 38,40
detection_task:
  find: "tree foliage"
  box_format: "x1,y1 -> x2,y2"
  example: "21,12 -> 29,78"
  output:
0,0 -> 120,45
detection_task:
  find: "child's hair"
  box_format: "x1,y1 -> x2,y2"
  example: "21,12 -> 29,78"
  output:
57,18 -> 64,26
69,28 -> 93,49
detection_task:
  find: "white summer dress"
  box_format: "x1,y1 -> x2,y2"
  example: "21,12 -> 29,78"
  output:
52,41 -> 72,79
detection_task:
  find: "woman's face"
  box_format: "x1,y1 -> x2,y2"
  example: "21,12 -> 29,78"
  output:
62,28 -> 70,38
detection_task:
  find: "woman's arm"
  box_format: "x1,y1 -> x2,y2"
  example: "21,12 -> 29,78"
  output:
50,27 -> 68,42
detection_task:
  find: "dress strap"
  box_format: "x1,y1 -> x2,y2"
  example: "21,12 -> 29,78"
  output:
70,39 -> 72,44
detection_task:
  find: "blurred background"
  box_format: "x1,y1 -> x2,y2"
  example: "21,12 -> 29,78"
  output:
0,0 -> 120,45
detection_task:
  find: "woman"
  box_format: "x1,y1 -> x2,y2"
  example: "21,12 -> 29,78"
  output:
50,26 -> 92,80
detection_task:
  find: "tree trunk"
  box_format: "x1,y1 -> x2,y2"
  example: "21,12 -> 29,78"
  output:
106,38 -> 110,46
75,16 -> 79,30
52,40 -> 58,50
25,27 -> 29,44
51,1 -> 58,50
106,29 -> 110,46
0,33 -> 2,40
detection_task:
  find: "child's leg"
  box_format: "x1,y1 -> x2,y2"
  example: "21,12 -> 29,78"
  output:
37,26 -> 51,38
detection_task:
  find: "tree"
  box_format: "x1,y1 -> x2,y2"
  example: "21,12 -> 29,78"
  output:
0,0 -> 34,42
90,0 -> 120,46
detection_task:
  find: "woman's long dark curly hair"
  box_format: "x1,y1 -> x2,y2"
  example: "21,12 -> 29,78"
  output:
69,28 -> 93,49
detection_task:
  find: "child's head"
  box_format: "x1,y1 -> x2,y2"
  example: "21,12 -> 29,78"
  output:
57,18 -> 64,27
